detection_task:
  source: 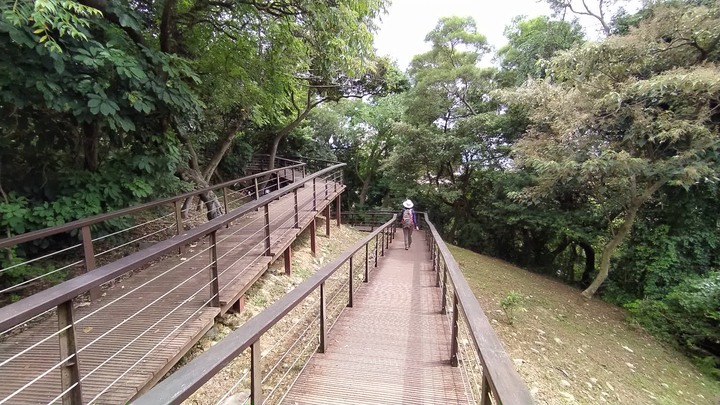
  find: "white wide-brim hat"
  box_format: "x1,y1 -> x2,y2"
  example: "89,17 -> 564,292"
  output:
402,199 -> 414,209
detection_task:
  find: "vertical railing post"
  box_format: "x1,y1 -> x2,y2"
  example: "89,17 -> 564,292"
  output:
385,227 -> 390,250
313,178 -> 317,211
174,200 -> 184,254
209,231 -> 220,307
310,219 -> 317,256
254,177 -> 260,200
348,255 -> 353,308
81,226 -> 100,300
380,229 -> 385,257
436,254 -> 441,287
264,205 -> 271,256
251,341 -> 262,405
58,300 -> 82,405
364,243 -> 369,283
318,282 -> 326,353
293,188 -> 299,228
276,173 -> 281,191
325,178 -> 329,200
325,205 -> 331,237
374,234 -> 379,267
450,293 -> 459,367
336,195 -> 341,227
222,187 -> 229,219
441,263 -> 449,315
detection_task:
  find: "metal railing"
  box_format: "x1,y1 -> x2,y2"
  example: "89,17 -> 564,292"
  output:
0,156 -> 307,302
420,212 -> 534,405
0,162 -> 346,405
132,214 -> 397,405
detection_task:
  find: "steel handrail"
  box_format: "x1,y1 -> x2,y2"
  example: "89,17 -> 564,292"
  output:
131,215 -> 397,405
0,157 -> 305,249
422,212 -> 534,404
0,163 -> 345,332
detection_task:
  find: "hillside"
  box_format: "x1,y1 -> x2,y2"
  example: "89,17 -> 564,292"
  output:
450,245 -> 720,405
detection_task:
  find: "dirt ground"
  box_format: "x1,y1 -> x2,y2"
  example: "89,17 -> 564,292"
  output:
450,245 -> 720,405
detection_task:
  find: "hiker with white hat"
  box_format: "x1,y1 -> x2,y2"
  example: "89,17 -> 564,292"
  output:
400,199 -> 418,250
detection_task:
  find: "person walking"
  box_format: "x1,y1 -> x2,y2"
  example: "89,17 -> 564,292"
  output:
400,199 -> 417,250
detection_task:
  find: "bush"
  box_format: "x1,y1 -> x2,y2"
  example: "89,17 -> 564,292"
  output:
627,272 -> 720,378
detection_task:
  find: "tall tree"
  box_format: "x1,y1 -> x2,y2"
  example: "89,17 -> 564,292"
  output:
504,2 -> 720,298
496,15 -> 584,86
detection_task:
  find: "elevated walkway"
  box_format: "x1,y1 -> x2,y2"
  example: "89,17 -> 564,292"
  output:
283,232 -> 470,404
0,162 -> 345,404
134,214 -> 534,405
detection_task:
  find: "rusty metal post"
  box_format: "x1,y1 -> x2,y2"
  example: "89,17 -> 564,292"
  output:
441,264 -> 448,315
364,243 -> 369,283
80,226 -> 100,300
251,341 -> 262,404
293,188 -> 299,228
336,195 -> 341,227
264,205 -> 271,256
254,177 -> 260,200
324,205 -> 331,237
374,234 -> 379,267
312,178 -> 317,211
283,247 -> 292,275
385,227 -> 390,250
222,187 -> 229,217
174,200 -> 184,254
318,282 -> 326,353
436,255 -> 441,287
380,229 -> 385,257
325,179 -> 329,200
310,219 -> 317,256
348,255 -> 353,308
58,300 -> 82,405
209,231 -> 220,307
450,293 -> 459,367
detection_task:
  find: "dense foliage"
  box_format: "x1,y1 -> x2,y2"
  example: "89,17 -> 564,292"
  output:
2,0 -> 719,377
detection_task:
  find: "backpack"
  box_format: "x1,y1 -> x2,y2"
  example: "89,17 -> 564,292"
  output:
401,209 -> 414,228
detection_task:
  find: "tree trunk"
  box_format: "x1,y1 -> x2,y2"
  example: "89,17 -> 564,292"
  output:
577,241 -> 596,287
181,168 -> 224,220
582,179 -> 665,298
582,201 -> 641,298
358,171 -> 373,204
82,121 -> 100,171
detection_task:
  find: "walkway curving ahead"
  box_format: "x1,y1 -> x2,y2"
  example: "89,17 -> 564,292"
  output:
0,177 -> 343,405
283,232 -> 470,404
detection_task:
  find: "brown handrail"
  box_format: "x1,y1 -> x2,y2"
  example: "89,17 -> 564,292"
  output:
0,157 -> 305,249
422,212 -> 534,404
0,163 -> 345,332
131,215 -> 397,405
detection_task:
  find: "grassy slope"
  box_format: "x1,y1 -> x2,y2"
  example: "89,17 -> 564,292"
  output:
449,245 -> 720,405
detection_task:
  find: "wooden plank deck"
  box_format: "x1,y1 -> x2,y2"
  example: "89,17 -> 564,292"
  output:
0,178 -> 343,405
283,232 -> 471,405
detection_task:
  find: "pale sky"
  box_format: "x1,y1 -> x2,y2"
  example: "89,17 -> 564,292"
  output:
373,0 -> 624,70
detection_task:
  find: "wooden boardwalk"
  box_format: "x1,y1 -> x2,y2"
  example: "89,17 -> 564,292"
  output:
283,232 -> 470,405
0,179 -> 343,405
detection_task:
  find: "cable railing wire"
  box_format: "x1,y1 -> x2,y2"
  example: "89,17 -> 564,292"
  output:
0,243 -> 82,274
0,259 -> 83,294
